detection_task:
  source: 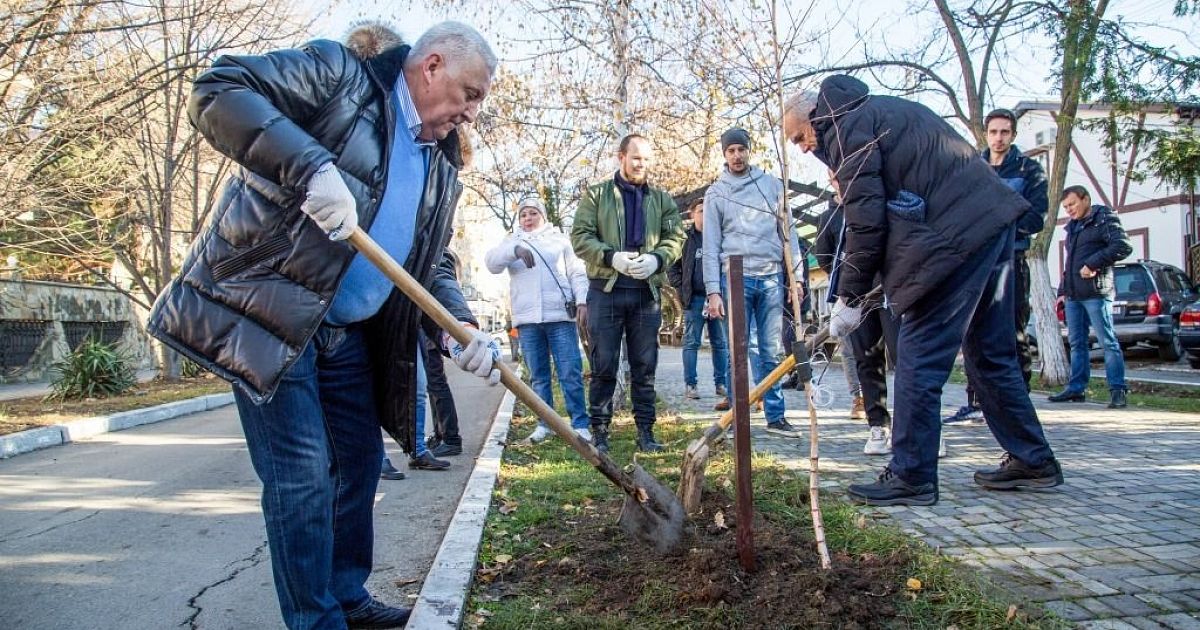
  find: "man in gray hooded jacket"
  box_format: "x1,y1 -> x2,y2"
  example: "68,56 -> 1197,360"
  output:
703,128 -> 804,435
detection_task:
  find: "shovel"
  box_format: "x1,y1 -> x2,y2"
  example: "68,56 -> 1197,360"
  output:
677,286 -> 881,514
347,228 -> 685,555
677,323 -> 830,513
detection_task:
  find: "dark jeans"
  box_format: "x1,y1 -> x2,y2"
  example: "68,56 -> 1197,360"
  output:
233,324 -> 381,629
849,305 -> 898,428
423,337 -> 460,446
965,249 -> 1032,406
891,227 -> 1056,486
587,286 -> 661,428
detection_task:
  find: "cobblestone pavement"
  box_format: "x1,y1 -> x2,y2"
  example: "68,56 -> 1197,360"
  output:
656,347 -> 1200,630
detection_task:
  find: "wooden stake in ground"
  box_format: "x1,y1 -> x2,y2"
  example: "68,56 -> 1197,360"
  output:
727,256 -> 756,572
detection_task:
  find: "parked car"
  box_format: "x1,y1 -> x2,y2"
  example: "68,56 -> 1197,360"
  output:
1049,260 -> 1197,361
1179,300 -> 1200,369
1108,261 -> 1196,360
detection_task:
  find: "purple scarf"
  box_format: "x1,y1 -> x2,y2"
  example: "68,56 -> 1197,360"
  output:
613,171 -> 646,250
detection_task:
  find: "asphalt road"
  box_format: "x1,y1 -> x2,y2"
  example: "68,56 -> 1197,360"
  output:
0,368 -> 506,629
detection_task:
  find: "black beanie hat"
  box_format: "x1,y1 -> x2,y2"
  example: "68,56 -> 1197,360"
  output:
720,128 -> 751,151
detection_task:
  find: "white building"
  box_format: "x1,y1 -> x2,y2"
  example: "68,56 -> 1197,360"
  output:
1012,101 -> 1199,281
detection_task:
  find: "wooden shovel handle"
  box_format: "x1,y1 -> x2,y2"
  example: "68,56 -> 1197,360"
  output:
346,228 -> 642,496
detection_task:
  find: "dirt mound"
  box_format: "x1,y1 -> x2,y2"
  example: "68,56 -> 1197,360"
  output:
479,491 -> 907,629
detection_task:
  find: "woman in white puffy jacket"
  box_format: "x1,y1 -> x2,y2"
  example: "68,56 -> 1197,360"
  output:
485,197 -> 591,443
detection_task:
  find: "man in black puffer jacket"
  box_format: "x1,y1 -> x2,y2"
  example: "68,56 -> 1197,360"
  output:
783,75 -> 1062,506
147,22 -> 499,629
1050,185 -> 1133,408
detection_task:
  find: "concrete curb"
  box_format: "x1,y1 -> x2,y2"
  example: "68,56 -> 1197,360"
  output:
408,390 -> 516,629
0,391 -> 234,459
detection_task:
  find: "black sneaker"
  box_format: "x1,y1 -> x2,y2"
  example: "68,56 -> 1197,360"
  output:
1108,389 -> 1127,409
408,451 -> 451,471
847,466 -> 938,506
430,441 -> 463,457
765,419 -> 802,438
974,452 -> 1063,490
345,597 -> 411,629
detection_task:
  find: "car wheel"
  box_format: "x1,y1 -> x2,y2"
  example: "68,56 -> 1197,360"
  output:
1158,321 -> 1184,361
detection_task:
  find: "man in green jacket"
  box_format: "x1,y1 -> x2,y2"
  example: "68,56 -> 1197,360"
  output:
571,134 -> 685,453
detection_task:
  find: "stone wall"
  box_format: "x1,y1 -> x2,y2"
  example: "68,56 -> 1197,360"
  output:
0,280 -> 155,383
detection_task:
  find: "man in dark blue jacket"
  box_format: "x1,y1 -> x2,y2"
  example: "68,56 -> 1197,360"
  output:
783,75 -> 1062,506
148,22 -> 500,629
1050,186 -> 1133,408
945,108 -> 1048,424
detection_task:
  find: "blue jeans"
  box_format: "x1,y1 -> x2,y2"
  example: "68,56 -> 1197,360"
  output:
723,273 -> 786,423
518,321 -> 589,429
682,295 -> 728,388
1065,297 -> 1126,392
414,349 -> 428,456
890,226 -> 1055,485
234,324 -> 381,630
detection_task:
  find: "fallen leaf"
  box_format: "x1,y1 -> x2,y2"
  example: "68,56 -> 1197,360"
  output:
476,608 -> 494,617
1006,604 -> 1018,622
499,501 -> 519,515
494,554 -> 512,564
854,514 -> 868,529
392,577 -> 419,587
714,511 -> 728,529
561,503 -> 575,511
906,577 -> 922,591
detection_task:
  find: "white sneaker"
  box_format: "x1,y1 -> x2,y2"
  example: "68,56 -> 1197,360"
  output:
528,425 -> 552,443
863,426 -> 891,455
684,385 -> 699,399
938,436 -> 947,458
575,427 -> 592,442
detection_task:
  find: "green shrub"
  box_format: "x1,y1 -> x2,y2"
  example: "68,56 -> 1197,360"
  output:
48,338 -> 136,400
180,357 -> 208,378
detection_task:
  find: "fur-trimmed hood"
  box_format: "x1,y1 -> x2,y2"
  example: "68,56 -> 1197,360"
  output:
345,21 -> 405,60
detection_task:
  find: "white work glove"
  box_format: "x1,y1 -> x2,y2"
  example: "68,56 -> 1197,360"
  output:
442,326 -> 501,385
626,254 -> 660,280
301,163 -> 357,241
611,251 -> 637,276
828,298 -> 863,338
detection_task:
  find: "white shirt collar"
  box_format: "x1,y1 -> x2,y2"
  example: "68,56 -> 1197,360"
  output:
394,75 -> 434,146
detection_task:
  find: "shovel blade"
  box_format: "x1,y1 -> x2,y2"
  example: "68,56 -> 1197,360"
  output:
677,442 -> 710,514
618,464 -> 686,555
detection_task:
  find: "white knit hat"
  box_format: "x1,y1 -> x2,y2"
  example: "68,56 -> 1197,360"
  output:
516,196 -> 547,218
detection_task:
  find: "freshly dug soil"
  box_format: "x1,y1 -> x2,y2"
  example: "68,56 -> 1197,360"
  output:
477,490 -> 908,629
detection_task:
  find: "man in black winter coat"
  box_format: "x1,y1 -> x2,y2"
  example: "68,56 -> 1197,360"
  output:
147,22 -> 500,629
945,108 -> 1049,425
668,199 -> 730,401
783,75 -> 1062,506
1050,186 -> 1133,408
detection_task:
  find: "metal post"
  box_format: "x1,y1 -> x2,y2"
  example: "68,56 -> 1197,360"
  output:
727,256 -> 756,572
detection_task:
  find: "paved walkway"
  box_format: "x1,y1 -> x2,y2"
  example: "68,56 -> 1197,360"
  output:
657,347 -> 1200,630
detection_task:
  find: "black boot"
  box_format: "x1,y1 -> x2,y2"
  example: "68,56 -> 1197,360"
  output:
636,425 -> 664,453
1109,388 -> 1127,409
591,424 -> 610,454
1048,389 -> 1086,403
